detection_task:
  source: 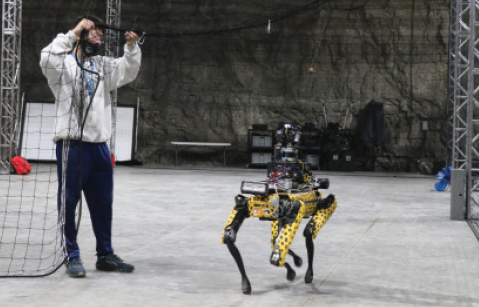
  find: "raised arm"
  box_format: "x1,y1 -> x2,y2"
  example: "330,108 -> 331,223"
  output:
103,31 -> 142,90
39,31 -> 78,86
39,18 -> 98,85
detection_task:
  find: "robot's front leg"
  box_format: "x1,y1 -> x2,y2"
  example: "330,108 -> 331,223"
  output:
271,220 -> 302,281
303,194 -> 337,283
270,201 -> 305,281
222,195 -> 251,294
274,221 -> 303,267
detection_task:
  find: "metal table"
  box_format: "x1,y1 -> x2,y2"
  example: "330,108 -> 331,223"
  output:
171,142 -> 232,167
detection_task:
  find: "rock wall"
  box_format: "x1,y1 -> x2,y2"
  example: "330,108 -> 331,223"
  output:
22,0 -> 450,172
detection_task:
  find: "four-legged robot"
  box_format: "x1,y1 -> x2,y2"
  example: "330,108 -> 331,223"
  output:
221,124 -> 337,294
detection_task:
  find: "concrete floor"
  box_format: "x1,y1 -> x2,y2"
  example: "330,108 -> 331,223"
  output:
0,166 -> 478,307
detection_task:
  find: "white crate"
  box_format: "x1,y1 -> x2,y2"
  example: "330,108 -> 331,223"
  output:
306,154 -> 319,168
252,152 -> 272,164
252,136 -> 272,147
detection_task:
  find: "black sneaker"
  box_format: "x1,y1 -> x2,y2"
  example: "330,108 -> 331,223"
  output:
67,258 -> 86,278
96,253 -> 135,272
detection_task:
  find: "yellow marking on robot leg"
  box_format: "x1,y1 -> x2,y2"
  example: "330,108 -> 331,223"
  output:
271,220 -> 279,249
311,199 -> 337,239
221,209 -> 238,244
273,203 -> 306,267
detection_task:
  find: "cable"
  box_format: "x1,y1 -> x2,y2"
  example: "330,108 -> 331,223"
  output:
95,0 -> 333,40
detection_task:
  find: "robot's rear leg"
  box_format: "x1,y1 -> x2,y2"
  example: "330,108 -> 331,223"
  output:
304,231 -> 314,283
303,194 -> 337,283
222,196 -> 251,294
288,249 -> 303,267
284,262 -> 296,281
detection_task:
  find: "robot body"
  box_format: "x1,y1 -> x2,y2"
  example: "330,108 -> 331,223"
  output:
221,123 -> 338,294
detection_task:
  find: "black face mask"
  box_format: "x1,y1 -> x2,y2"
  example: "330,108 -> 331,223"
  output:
81,40 -> 101,57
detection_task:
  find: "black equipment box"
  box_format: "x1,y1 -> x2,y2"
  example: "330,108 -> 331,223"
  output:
340,151 -> 354,172
321,151 -> 354,172
321,152 -> 341,171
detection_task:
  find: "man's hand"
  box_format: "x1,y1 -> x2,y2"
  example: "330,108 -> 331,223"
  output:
125,31 -> 139,46
72,19 -> 95,39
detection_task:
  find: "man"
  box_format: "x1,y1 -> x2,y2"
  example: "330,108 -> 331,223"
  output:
40,16 -> 141,277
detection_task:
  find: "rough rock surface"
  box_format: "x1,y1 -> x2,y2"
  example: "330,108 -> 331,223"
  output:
23,0 -> 450,172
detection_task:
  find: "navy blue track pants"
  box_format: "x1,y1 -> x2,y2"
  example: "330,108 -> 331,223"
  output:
56,140 -> 114,260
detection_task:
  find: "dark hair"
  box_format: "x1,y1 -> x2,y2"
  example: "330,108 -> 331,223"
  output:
72,15 -> 105,55
74,15 -> 105,33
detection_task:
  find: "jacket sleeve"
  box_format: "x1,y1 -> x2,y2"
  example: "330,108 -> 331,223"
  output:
39,31 -> 78,86
103,43 -> 142,91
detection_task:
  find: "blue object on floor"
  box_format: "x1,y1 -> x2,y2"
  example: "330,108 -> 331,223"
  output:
434,166 -> 452,191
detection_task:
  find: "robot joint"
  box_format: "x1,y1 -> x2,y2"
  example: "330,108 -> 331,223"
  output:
303,222 -> 314,238
317,194 -> 335,210
234,195 -> 249,216
223,227 -> 237,244
285,201 -> 301,218
270,250 -> 281,266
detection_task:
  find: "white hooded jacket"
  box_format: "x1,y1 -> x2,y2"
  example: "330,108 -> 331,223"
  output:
40,30 -> 141,143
